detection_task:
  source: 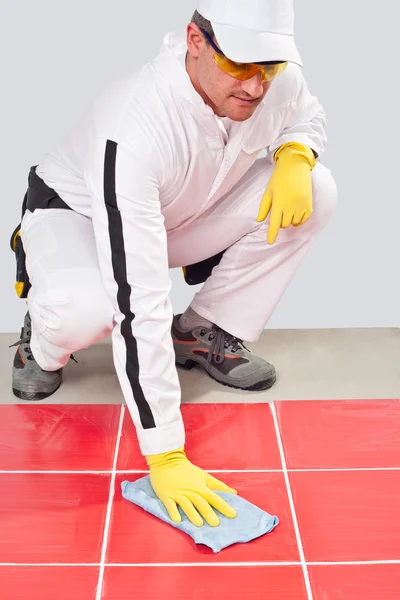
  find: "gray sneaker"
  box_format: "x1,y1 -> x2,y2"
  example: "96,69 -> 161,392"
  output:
10,312 -> 62,401
172,315 -> 276,391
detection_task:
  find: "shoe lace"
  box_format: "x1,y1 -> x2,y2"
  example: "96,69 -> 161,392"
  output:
205,326 -> 250,365
9,323 -> 34,360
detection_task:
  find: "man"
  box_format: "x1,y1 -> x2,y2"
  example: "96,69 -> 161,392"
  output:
10,0 -> 337,528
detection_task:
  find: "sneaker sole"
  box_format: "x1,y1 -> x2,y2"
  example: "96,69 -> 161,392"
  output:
12,382 -> 62,401
176,359 -> 276,391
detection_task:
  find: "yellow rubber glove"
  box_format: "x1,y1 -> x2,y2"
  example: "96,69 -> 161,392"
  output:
257,142 -> 317,245
146,447 -> 237,527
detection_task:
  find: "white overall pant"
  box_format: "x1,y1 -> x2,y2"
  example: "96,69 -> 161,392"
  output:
21,157 -> 337,371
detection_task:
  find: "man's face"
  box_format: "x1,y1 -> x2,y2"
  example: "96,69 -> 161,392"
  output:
186,25 -> 273,121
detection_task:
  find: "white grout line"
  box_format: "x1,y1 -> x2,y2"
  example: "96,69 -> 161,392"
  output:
94,405 -> 125,600
308,560 -> 400,566
104,562 -> 301,567
270,402 -> 314,600
2,467 -> 400,474
0,470 -> 113,474
0,563 -> 101,567
107,560 -> 400,567
118,470 -> 148,473
287,467 -> 400,472
1,560 -> 399,568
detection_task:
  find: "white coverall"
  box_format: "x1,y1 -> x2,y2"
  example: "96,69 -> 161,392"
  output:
21,30 -> 337,456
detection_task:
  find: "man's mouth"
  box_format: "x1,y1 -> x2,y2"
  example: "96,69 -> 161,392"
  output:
232,96 -> 258,105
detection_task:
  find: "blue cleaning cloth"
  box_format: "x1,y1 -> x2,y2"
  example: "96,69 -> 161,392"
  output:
121,476 -> 279,553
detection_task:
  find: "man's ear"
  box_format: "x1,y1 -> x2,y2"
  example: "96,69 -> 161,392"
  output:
186,22 -> 205,59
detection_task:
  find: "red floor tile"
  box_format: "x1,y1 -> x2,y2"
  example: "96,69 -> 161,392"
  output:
0,405 -> 121,470
117,403 -> 281,471
0,567 -> 99,600
309,564 -> 400,600
107,472 -> 298,563
103,566 -> 307,599
290,470 -> 400,561
0,473 -> 110,562
276,399 -> 400,469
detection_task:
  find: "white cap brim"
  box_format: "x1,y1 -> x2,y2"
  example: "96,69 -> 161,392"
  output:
211,22 -> 303,66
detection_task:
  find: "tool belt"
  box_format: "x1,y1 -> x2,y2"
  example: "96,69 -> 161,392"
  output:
10,166 -> 224,298
10,166 -> 72,298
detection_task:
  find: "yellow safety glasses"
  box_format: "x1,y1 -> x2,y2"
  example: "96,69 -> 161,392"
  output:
201,29 -> 288,83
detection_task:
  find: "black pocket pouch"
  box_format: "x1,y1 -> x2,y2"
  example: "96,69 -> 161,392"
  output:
182,251 -> 225,285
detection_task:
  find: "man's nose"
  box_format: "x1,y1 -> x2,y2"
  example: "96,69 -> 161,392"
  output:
240,72 -> 267,98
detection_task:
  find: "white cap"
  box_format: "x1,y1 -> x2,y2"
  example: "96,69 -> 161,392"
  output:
196,0 -> 302,66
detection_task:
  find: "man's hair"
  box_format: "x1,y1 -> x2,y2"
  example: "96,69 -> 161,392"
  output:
191,10 -> 214,41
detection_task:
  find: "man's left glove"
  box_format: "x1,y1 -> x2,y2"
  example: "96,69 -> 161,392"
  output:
257,142 -> 317,245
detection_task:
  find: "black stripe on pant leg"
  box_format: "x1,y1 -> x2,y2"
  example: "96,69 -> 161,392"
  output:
103,140 -> 156,429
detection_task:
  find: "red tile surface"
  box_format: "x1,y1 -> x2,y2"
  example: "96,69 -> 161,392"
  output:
107,472 -> 298,563
309,564 -> 400,600
290,470 -> 400,561
0,473 -> 110,562
2,398 -> 400,600
103,566 -> 307,599
0,567 -> 99,600
117,403 -> 281,471
276,399 -> 400,469
0,405 -> 121,470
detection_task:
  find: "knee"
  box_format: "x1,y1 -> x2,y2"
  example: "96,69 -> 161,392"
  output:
29,285 -> 114,352
310,163 -> 338,231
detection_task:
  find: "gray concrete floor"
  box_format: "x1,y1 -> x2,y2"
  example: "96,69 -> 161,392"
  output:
1,328 -> 399,404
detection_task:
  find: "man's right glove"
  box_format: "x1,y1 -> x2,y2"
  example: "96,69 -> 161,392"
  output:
256,141 -> 317,244
146,446 -> 237,527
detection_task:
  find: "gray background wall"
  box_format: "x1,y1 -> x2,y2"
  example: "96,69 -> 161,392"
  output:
1,1 -> 398,332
